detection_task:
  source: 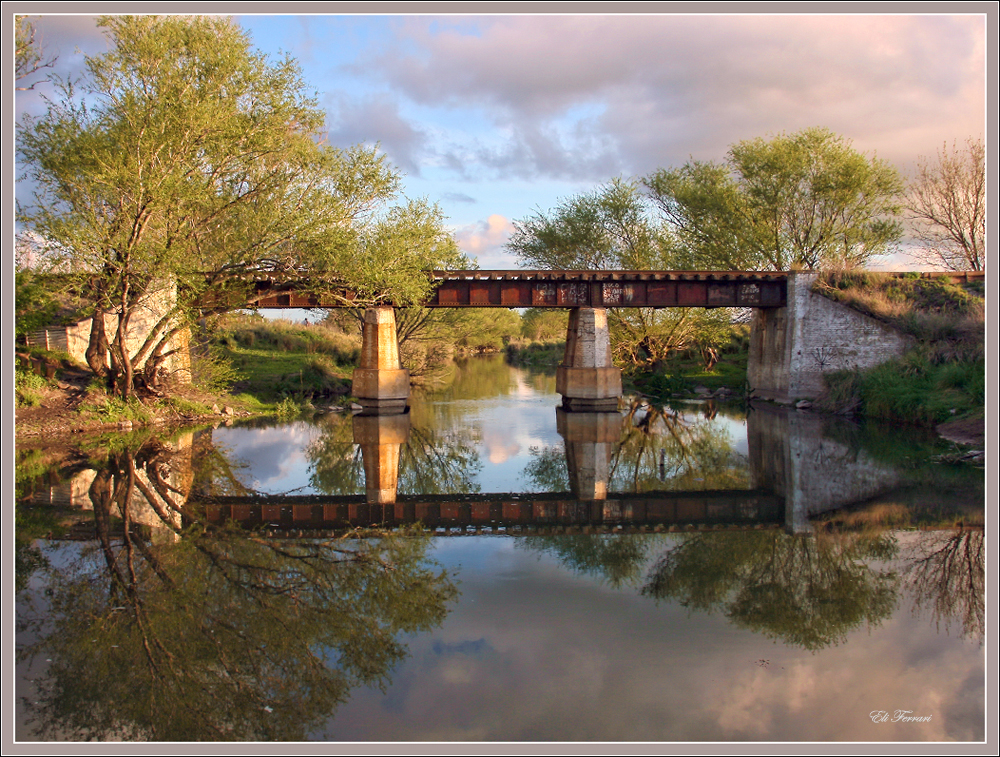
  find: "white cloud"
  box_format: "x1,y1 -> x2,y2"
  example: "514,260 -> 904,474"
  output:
453,214 -> 517,268
355,14 -> 984,180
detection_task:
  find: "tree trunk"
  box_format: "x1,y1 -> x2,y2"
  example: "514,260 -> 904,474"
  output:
86,308 -> 110,377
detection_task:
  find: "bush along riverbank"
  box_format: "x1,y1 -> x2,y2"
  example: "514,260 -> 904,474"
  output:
811,271 -> 984,443
14,315 -> 355,442
624,323 -> 752,401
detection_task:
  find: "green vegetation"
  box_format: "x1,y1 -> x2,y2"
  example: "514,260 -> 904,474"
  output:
77,394 -> 154,426
506,178 -> 740,369
814,272 -> 985,427
19,439 -> 460,740
17,15 -> 460,401
645,126 -> 904,271
207,314 -> 357,403
15,367 -> 48,408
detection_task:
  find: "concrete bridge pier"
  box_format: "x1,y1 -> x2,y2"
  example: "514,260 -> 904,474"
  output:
353,411 -> 411,504
556,407 -> 622,501
556,308 -> 622,411
352,307 -> 410,414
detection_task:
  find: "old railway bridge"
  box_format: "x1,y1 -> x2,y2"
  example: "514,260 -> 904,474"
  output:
30,268 -> 963,413
217,269 -> 788,413
211,268 -> 955,413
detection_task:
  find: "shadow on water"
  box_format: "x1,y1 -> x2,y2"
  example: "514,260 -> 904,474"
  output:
15,356 -> 984,740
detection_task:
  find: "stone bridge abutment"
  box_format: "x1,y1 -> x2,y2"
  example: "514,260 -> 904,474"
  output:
747,272 -> 914,404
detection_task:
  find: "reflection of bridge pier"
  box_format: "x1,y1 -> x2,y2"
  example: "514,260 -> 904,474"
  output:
556,407 -> 622,501
351,307 -> 410,414
748,403 -> 904,534
353,411 -> 411,504
556,308 -> 622,411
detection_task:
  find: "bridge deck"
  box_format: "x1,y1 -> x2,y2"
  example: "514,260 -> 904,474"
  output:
242,270 -> 790,309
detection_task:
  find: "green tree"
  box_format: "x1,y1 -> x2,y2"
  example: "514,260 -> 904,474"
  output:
506,179 -> 735,367
642,530 -> 899,650
906,137 -> 985,272
15,15 -> 57,90
16,16 -> 457,400
644,127 -> 904,271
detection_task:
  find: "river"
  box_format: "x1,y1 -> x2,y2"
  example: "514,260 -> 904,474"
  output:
14,355 -> 985,742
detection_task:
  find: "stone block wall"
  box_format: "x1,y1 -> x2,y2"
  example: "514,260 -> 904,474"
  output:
25,279 -> 191,385
748,271 -> 913,403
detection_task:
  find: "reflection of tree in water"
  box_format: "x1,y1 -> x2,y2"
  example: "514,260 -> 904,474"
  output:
306,414 -> 482,496
189,429 -> 255,497
522,399 -> 749,495
518,534 -> 668,589
902,528 -> 984,645
613,400 -> 749,492
521,445 -> 570,492
640,530 -> 899,651
18,440 -> 458,741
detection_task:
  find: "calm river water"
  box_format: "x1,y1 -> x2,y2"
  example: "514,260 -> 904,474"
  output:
15,355 -> 985,742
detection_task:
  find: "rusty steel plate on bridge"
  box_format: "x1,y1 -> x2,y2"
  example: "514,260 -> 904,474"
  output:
219,270 -> 791,309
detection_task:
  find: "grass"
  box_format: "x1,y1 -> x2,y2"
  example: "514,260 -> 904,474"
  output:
821,352 -> 985,426
221,346 -> 353,401
814,271 -> 984,357
15,367 -> 48,408
214,315 -> 361,364
78,394 -> 154,425
813,272 -> 985,428
208,315 -> 358,403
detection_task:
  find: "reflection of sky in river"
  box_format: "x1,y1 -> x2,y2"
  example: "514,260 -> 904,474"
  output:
427,392 -> 563,493
317,536 -> 984,742
210,361 -> 749,495
211,421 -> 325,494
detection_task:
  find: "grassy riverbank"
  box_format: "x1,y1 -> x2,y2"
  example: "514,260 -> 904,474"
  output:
812,272 -> 985,430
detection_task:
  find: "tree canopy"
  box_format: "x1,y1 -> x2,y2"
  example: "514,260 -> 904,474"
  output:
15,15 -> 57,90
16,15 -> 460,397
505,178 -> 735,366
644,127 -> 905,271
906,137 -> 985,272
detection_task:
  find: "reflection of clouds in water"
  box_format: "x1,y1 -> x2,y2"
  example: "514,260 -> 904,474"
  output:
211,422 -> 323,493
329,540 -> 983,741
483,427 -> 520,464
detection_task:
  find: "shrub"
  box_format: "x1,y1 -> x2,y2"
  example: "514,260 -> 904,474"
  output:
15,367 -> 47,408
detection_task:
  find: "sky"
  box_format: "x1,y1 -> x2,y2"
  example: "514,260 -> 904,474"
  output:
13,8 -> 989,270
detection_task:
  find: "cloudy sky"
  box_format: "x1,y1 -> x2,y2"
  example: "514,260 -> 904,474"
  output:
14,8 -> 988,269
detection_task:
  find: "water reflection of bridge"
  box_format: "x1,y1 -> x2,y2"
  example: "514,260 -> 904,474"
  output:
33,400 -> 926,537
136,402 -> 928,536
191,490 -> 786,533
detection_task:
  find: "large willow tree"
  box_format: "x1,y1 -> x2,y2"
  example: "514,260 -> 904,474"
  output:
17,15 -> 460,398
644,127 -> 905,271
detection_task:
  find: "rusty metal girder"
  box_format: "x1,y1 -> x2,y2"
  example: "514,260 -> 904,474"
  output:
233,270 -> 790,309
426,271 -> 788,308
192,489 -> 786,530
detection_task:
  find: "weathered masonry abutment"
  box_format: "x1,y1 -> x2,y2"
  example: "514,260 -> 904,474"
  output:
747,272 -> 914,404
25,278 -> 192,385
